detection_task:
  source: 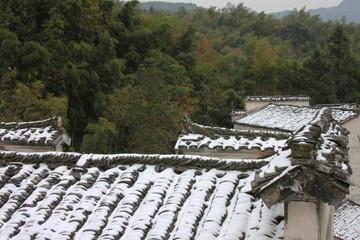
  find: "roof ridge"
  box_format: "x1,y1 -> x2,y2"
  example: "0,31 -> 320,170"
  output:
292,108 -> 333,143
244,95 -> 310,102
182,114 -> 291,139
290,108 -> 351,180
0,116 -> 58,129
314,103 -> 359,110
252,108 -> 351,208
0,151 -> 268,171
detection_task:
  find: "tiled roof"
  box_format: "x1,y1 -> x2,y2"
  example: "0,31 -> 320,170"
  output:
314,103 -> 358,110
176,115 -> 290,153
230,109 -> 246,116
252,109 -> 351,208
176,133 -> 287,153
235,104 -> 320,132
0,110 -> 351,239
235,103 -> 359,132
0,116 -> 71,146
332,109 -> 358,123
314,103 -> 359,124
334,200 -> 360,240
245,95 -> 310,102
0,151 -> 284,240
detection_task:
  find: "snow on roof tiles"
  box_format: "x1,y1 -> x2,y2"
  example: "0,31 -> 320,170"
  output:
0,146 -> 351,240
252,109 -> 351,208
230,109 -> 246,116
0,109 -> 352,239
176,115 -> 290,153
314,103 -> 358,111
0,151 -> 284,240
314,104 -> 359,124
176,133 -> 287,153
245,95 -> 310,102
334,200 -> 360,240
332,109 -> 358,123
236,103 -> 359,132
0,116 -> 71,146
235,104 -> 320,132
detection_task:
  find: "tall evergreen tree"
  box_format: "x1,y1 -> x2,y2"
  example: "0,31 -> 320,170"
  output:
302,48 -> 337,104
327,25 -> 358,102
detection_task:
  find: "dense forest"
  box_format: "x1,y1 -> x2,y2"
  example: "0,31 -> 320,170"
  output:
1,0 -> 360,154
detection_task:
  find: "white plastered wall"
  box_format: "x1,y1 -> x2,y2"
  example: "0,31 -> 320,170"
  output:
284,200 -> 334,240
342,116 -> 360,203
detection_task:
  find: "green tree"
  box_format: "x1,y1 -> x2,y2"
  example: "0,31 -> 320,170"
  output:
18,41 -> 50,83
0,80 -> 68,122
0,28 -> 21,90
107,51 -> 192,153
237,39 -> 279,95
302,49 -> 337,104
326,25 -> 358,102
81,117 -> 116,153
44,0 -> 104,43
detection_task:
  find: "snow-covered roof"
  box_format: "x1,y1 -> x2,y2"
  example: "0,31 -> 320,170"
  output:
332,109 -> 358,123
0,116 -> 71,147
314,103 -> 359,124
230,109 -> 246,116
176,133 -> 287,153
235,103 -> 359,132
334,200 -> 360,240
176,115 -> 290,154
245,95 -> 310,102
0,111 -> 351,239
0,151 -> 284,239
235,104 -> 320,132
252,109 -> 351,208
314,103 -> 358,111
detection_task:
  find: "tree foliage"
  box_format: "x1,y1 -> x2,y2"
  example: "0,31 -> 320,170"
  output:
1,1 -> 360,153
81,117 -> 116,154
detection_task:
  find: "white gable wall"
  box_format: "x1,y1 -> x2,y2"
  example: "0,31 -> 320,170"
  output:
342,116 -> 360,203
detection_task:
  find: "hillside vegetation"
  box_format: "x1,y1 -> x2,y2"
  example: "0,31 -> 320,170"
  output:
1,0 -> 360,153
139,1 -> 199,13
272,0 -> 360,24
